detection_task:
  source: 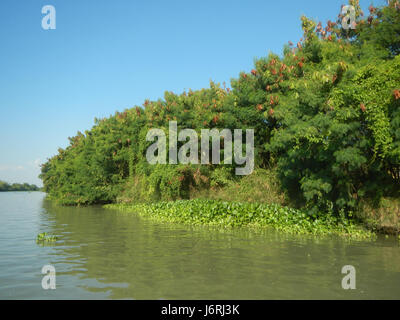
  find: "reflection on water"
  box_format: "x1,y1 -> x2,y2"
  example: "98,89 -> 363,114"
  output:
0,192 -> 399,299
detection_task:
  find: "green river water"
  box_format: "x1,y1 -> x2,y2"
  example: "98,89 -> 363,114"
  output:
0,192 -> 399,299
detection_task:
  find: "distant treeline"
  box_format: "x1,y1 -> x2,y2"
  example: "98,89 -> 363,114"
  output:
0,181 -> 40,192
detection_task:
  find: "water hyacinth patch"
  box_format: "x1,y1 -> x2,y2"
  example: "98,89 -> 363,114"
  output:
36,232 -> 58,243
105,200 -> 374,239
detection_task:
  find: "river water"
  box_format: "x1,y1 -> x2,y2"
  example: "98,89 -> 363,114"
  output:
0,192 -> 399,300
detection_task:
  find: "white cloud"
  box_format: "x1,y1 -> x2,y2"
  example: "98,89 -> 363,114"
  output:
26,159 -> 41,167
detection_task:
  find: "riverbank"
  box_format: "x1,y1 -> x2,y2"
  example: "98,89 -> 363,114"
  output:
105,199 -> 375,239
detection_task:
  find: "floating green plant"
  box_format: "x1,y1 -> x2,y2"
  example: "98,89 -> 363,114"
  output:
36,232 -> 58,243
106,200 -> 375,240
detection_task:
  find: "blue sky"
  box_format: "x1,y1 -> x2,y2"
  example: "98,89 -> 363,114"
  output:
0,0 -> 385,186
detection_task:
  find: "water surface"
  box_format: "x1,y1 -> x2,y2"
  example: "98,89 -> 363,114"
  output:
0,192 -> 399,299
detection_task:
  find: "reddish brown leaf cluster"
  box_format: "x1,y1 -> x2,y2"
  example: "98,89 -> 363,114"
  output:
256,104 -> 263,111
251,69 -> 257,76
369,5 -> 376,14
295,56 -> 305,64
269,95 -> 279,106
394,89 -> 400,100
268,108 -> 275,117
360,103 -> 367,112
316,22 -> 323,33
327,20 -> 336,29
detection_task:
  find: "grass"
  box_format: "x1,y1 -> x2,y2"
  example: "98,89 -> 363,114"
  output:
105,199 -> 375,239
357,197 -> 400,234
192,169 -> 288,206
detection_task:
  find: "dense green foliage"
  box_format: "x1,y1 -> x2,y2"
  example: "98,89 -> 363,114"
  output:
105,200 -> 373,239
41,1 -> 400,222
0,180 -> 40,192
